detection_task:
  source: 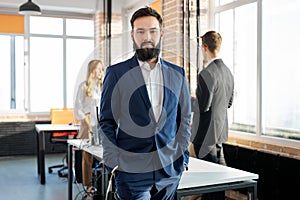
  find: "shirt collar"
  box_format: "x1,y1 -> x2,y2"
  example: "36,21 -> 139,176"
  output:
204,57 -> 220,68
138,57 -> 161,71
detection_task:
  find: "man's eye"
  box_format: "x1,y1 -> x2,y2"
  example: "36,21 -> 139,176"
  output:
137,30 -> 145,34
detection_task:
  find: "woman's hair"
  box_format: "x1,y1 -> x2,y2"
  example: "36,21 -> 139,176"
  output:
85,59 -> 103,97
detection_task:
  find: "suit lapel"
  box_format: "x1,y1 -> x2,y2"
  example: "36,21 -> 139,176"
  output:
128,56 -> 152,112
128,57 -> 171,123
161,59 -> 170,109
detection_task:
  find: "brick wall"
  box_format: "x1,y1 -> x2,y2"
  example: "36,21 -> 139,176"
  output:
162,0 -> 208,95
228,136 -> 300,159
94,11 -> 122,66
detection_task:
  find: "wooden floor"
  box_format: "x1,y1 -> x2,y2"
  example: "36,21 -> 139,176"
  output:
0,153 -> 87,200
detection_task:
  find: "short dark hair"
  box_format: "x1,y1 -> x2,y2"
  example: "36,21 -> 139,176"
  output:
130,7 -> 163,29
201,31 -> 222,53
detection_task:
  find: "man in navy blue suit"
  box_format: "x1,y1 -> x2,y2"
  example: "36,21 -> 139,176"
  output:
99,7 -> 191,200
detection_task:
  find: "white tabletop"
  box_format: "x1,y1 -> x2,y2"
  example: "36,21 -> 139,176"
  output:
178,157 -> 258,189
35,124 -> 80,133
68,139 -> 103,159
67,139 -> 258,191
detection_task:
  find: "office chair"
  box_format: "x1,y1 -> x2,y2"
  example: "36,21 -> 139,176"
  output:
48,108 -> 78,177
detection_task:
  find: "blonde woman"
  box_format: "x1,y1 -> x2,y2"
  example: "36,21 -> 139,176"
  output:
74,59 -> 104,195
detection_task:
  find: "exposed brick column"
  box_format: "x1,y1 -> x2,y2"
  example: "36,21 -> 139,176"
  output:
94,12 -> 122,66
162,0 -> 184,67
94,11 -> 105,61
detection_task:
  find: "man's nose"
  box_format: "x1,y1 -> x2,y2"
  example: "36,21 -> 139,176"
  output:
144,30 -> 152,40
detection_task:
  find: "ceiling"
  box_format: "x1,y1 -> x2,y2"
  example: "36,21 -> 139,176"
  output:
0,0 -> 148,16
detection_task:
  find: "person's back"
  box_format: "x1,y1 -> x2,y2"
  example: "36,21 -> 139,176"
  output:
192,30 -> 234,163
191,30 -> 234,200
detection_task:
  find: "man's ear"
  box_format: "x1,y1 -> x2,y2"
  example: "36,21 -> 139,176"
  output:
130,30 -> 134,40
202,44 -> 208,52
160,29 -> 165,38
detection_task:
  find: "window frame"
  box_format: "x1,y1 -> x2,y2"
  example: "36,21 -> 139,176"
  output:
211,0 -> 300,149
26,15 -> 94,114
0,14 -> 95,116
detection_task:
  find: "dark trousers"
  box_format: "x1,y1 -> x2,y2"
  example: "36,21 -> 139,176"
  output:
195,144 -> 226,200
114,169 -> 181,200
200,144 -> 227,166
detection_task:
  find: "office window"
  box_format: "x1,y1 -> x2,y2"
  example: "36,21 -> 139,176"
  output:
0,36 -> 11,110
262,0 -> 300,138
30,16 -> 63,35
29,16 -> 94,112
66,18 -> 94,37
30,37 -> 64,112
213,0 -> 300,142
0,35 -> 24,112
215,2 -> 257,133
215,0 -> 234,6
66,38 -> 94,107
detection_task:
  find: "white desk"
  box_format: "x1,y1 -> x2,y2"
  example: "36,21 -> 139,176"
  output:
67,139 -> 258,200
177,157 -> 258,199
34,124 -> 80,184
67,139 -> 105,200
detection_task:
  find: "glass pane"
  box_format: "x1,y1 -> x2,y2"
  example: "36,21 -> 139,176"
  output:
66,18 -> 94,37
15,36 -> 25,110
30,16 -> 63,35
0,35 -> 11,110
233,3 -> 257,132
218,10 -> 235,129
262,0 -> 300,139
220,0 -> 234,5
30,37 -> 63,112
219,10 -> 233,70
218,3 -> 257,133
215,0 -> 234,6
66,38 -> 94,108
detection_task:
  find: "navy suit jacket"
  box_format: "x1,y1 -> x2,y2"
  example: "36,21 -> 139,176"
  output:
99,56 -> 191,176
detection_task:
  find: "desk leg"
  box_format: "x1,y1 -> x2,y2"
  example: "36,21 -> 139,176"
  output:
68,144 -> 73,200
39,131 -> 46,184
36,130 -> 40,175
248,182 -> 257,200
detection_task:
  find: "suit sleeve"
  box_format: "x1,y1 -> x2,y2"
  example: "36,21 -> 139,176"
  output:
196,71 -> 213,113
177,68 -> 192,164
99,67 -> 119,170
228,90 -> 234,108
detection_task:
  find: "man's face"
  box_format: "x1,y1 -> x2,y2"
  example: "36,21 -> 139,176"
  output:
131,16 -> 164,61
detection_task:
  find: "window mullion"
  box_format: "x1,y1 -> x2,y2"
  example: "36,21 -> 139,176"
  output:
256,0 -> 262,137
63,18 -> 67,108
24,15 -> 30,112
10,36 -> 16,109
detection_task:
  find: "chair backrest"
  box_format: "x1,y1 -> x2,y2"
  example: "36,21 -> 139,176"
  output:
50,108 -> 79,125
50,108 -> 78,138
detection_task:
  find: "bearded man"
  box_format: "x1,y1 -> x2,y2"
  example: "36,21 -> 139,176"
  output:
99,7 -> 191,200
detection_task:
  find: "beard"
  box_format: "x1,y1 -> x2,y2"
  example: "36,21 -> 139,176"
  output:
133,40 -> 161,62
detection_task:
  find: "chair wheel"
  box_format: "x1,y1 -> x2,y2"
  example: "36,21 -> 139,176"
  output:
58,170 -> 67,178
48,168 -> 53,173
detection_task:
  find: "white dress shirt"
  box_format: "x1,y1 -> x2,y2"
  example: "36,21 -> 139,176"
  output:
74,81 -> 101,128
139,60 -> 164,122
